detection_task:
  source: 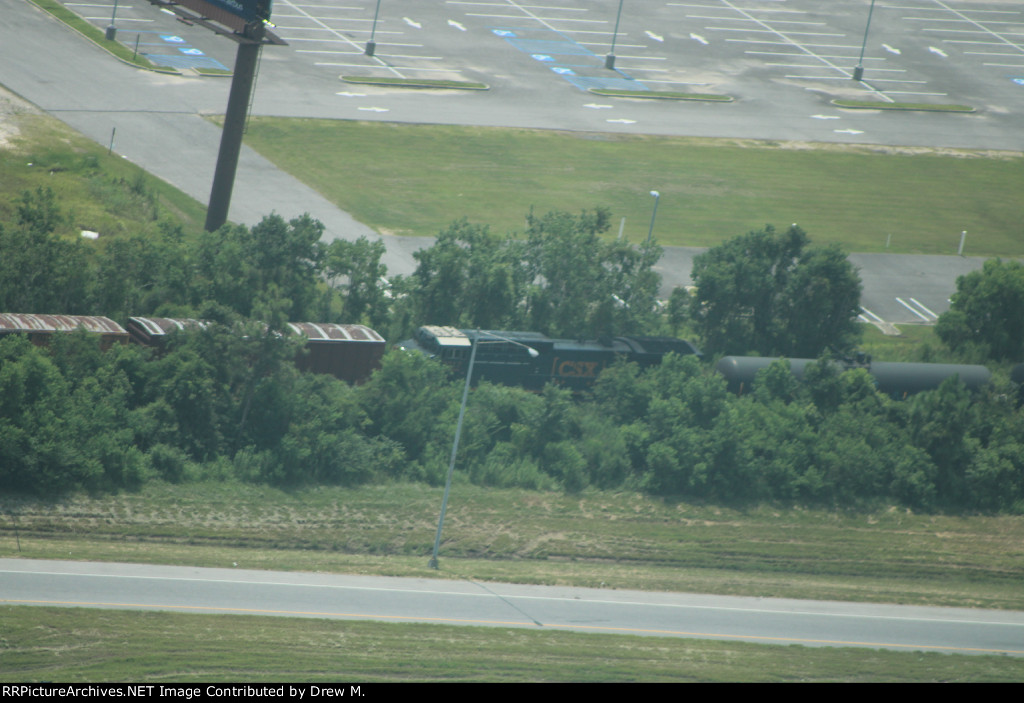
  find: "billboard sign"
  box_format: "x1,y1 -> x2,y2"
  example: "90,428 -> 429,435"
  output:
165,0 -> 272,33
205,0 -> 272,24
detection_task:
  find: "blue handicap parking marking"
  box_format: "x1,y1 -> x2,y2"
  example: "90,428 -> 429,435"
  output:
161,35 -> 186,43
532,54 -> 554,62
492,29 -> 516,37
551,67 -> 576,75
179,48 -> 205,56
1012,78 -> 1024,86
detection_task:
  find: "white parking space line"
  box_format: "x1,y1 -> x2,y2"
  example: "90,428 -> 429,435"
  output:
896,297 -> 934,322
910,298 -> 939,320
860,307 -> 885,323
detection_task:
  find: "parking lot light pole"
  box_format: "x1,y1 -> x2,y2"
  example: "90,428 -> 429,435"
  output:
366,0 -> 382,56
105,0 -> 119,40
853,0 -> 877,81
429,331 -> 539,570
605,0 -> 624,69
646,190 -> 660,245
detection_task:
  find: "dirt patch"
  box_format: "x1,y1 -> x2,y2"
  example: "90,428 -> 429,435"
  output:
0,84 -> 43,150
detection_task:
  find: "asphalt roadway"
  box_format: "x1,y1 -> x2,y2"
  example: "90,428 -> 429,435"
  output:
5,0 -> 1020,323
4,558 -> 1024,657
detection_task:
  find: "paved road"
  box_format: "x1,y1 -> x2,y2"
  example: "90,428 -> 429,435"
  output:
1,0 -> 1011,323
4,559 -> 1024,656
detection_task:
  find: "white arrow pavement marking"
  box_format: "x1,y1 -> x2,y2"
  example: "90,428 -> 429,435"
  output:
448,20 -> 466,31
358,107 -> 390,112
883,44 -> 901,55
646,31 -> 664,42
929,46 -> 948,58
690,33 -> 708,45
607,118 -> 637,124
834,128 -> 864,134
811,114 -> 840,120
584,103 -> 614,109
404,17 -> 422,29
336,92 -> 368,97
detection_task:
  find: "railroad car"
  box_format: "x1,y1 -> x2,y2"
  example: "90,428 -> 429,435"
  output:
127,316 -> 386,384
400,326 -> 702,391
0,313 -> 128,350
715,355 -> 992,398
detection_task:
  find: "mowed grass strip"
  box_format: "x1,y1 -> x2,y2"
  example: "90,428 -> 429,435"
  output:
240,119 -> 1024,256
5,606 -> 1023,682
5,482 -> 1024,610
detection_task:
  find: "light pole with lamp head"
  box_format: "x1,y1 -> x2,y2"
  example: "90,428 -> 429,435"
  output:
646,190 -> 660,245
428,330 -> 539,570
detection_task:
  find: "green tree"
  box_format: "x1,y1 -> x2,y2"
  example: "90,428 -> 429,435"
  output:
936,258 -> 1024,362
192,214 -> 326,321
523,208 -> 662,339
410,218 -> 528,330
689,224 -> 861,356
324,236 -> 390,327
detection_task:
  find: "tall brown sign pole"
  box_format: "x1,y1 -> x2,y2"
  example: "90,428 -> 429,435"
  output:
205,20 -> 265,232
144,1 -> 282,232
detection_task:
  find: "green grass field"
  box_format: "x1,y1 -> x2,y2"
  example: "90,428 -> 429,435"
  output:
5,606 -> 1023,682
240,119 -> 1024,256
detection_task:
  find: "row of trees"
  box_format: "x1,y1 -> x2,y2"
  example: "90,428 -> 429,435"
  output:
3,327 -> 1021,511
2,177 -> 1022,511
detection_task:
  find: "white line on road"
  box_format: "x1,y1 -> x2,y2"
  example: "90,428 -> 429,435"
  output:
909,298 -> 939,320
860,307 -> 885,323
896,297 -> 933,321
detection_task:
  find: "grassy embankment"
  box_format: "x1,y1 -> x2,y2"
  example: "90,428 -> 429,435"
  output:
4,483 -> 1024,681
239,118 -> 1024,257
0,105 -> 207,232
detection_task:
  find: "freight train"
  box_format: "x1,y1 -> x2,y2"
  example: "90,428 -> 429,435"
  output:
1,313 -> 1016,397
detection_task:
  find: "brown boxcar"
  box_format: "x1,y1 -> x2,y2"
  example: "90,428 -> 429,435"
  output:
0,313 -> 128,349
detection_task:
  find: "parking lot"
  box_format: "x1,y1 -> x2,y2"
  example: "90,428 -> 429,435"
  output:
51,1 -> 1024,324
75,1 -> 1024,106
